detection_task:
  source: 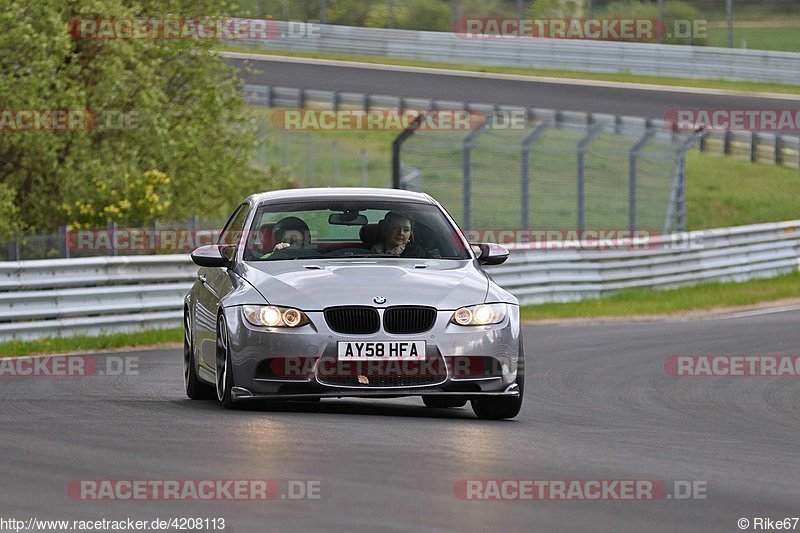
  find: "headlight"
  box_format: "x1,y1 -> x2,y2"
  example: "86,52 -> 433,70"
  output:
450,303 -> 507,326
243,305 -> 310,328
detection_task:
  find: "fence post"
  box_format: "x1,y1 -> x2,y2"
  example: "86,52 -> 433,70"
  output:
332,91 -> 340,112
520,122 -> 553,232
8,238 -> 18,262
60,226 -> 69,259
298,87 -> 306,109
391,113 -> 424,189
266,85 -> 274,107
628,128 -> 657,232
663,130 -> 706,234
750,132 -> 759,163
775,134 -> 783,166
576,124 -> 604,233
108,221 -> 118,256
462,119 -> 488,231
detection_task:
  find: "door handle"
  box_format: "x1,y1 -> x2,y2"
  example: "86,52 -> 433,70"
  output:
197,274 -> 207,283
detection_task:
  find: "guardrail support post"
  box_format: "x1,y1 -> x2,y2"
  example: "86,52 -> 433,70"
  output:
462,120 -> 489,231
751,132 -> 759,163
577,124 -> 605,233
629,127 -> 657,232
723,130 -> 733,155
392,113 -> 424,189
520,121 -> 553,232
266,85 -> 274,107
775,134 -> 783,166
298,88 -> 306,109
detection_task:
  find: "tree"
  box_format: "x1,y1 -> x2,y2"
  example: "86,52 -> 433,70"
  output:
0,0 -> 289,233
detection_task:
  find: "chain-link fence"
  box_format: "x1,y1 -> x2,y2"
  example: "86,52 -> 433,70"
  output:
399,111 -> 702,236
252,116 -> 389,188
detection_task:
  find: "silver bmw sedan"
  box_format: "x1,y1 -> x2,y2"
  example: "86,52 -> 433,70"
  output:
184,188 -> 523,419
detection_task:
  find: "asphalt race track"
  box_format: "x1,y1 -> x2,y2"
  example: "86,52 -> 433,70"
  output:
227,54 -> 800,118
2,310 -> 798,532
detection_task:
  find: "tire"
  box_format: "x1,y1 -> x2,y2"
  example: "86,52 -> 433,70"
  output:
184,308 -> 215,400
422,397 -> 467,409
471,338 -> 525,420
216,315 -> 239,409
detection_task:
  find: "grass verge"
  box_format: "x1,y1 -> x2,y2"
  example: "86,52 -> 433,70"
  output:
520,271 -> 800,321
686,151 -> 800,230
224,45 -> 800,96
0,328 -> 182,359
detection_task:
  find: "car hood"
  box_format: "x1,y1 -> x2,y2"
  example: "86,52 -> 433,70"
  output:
237,258 -> 490,311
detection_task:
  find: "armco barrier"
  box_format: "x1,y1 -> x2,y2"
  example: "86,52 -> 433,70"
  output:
237,22 -> 800,85
0,220 -> 798,341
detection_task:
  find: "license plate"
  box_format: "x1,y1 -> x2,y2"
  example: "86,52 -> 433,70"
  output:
337,341 -> 426,361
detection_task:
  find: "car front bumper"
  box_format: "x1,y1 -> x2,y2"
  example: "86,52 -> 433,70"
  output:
222,305 -> 522,401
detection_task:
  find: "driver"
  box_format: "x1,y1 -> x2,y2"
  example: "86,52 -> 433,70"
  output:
371,211 -> 426,258
273,216 -> 310,250
259,216 -> 311,258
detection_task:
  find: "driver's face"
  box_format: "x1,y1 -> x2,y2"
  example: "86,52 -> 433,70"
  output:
281,229 -> 304,247
385,219 -> 411,247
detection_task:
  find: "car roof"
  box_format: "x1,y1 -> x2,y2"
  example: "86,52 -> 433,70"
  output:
248,187 -> 436,205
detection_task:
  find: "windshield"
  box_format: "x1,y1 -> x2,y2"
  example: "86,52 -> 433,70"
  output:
244,199 -> 471,261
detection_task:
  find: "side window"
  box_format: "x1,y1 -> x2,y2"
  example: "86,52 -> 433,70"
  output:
218,203 -> 249,249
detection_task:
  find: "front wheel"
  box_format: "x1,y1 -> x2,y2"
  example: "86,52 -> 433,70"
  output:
216,315 -> 239,409
184,309 -> 215,400
471,338 -> 525,420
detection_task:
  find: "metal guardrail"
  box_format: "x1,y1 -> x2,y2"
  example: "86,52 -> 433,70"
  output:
491,220 -> 800,305
239,22 -> 800,85
0,256 -> 194,341
1,220 -> 799,341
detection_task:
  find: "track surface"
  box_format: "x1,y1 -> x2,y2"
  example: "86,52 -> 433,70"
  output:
2,311 -> 798,532
229,55 -> 800,118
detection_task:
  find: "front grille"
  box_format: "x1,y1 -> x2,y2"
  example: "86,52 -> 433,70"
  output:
324,306 -> 380,334
383,306 -> 437,334
316,354 -> 447,387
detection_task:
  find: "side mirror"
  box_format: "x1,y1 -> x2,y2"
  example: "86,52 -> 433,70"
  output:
475,243 -> 509,266
191,245 -> 232,268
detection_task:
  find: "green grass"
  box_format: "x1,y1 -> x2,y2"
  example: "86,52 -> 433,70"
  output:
224,45 -> 800,95
707,25 -> 800,53
686,151 -> 800,230
0,328 -> 182,358
521,271 -> 800,321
